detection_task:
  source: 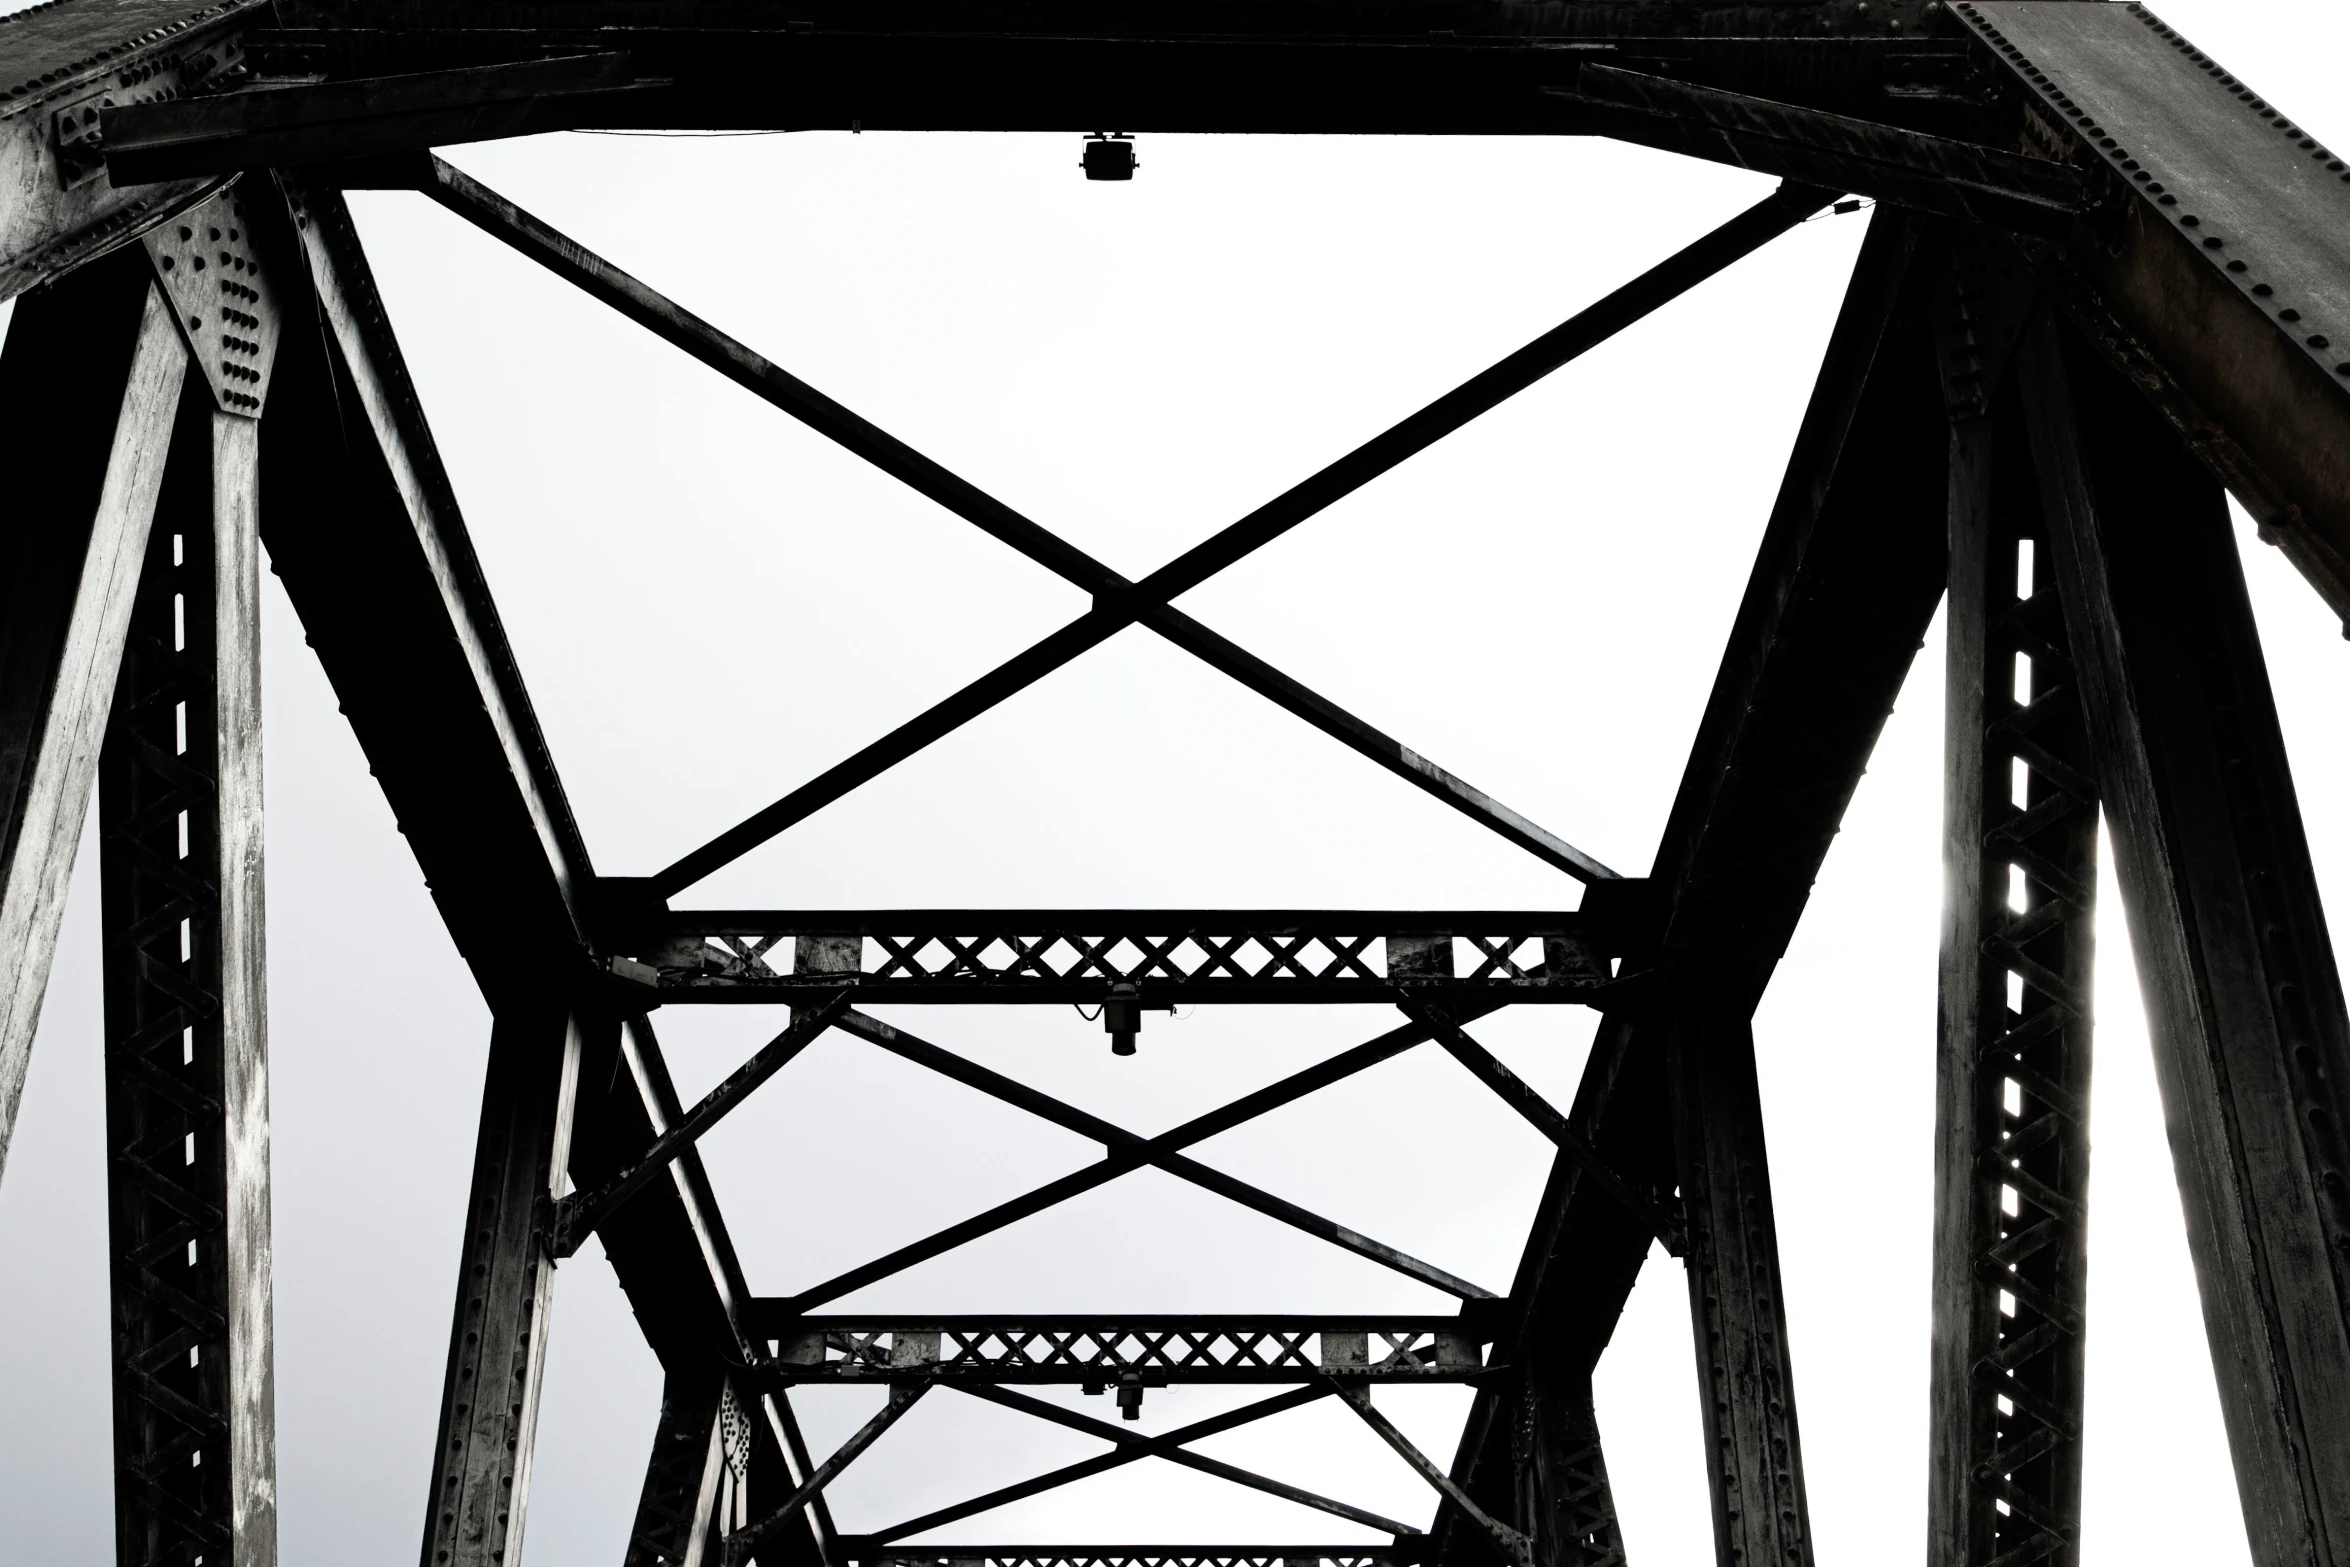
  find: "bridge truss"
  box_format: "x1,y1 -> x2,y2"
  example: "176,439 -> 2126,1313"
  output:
2,2 -> 2349,1566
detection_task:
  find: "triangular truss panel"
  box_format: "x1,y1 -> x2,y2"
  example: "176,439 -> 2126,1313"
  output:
3,4 -> 2350,1566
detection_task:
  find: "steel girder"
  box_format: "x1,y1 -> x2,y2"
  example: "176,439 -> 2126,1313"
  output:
2,5 -> 2350,1567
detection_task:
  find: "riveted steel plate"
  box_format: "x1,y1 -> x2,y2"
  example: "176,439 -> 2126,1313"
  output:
1959,1 -> 2350,397
143,180 -> 278,413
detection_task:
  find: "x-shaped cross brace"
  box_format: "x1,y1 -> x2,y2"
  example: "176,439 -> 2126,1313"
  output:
415,159 -> 1833,899
861,1384 -> 1417,1544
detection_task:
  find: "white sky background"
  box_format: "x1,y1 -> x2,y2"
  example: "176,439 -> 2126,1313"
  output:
6,1 -> 2350,1561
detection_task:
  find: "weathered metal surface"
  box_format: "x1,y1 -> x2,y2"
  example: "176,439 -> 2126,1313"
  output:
103,51 -> 640,182
758,1317 -> 1484,1385
0,251 -> 185,1181
624,1373 -> 727,1567
247,179 -> 788,1561
2025,313 -> 2350,1567
197,0 -> 1993,140
1514,1375 -> 1625,1567
610,911 -> 1613,1005
258,174 -> 588,991
1958,1 -> 2350,627
140,181 -> 277,414
1927,252 -> 2097,1567
0,0 -> 257,300
419,1007 -> 582,1567
1670,1012 -> 1814,1567
98,338 -> 275,1567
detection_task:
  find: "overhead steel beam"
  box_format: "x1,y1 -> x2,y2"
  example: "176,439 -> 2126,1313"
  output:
1956,1 -> 2350,631
0,248 -> 186,1180
1434,207 -> 1950,1567
0,0 -> 257,302
762,1316 -> 1485,1386
604,911 -> 1619,1007
199,0 -> 1990,139
101,50 -> 642,183
2023,310 -> 2350,1567
843,1549 -> 1428,1567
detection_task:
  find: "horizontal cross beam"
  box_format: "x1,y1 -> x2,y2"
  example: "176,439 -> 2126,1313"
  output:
602,909 -> 1627,1006
838,1548 -> 1428,1567
762,1316 -> 1487,1385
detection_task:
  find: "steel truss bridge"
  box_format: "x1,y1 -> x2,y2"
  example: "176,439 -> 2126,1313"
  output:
1,1 -> 2348,1565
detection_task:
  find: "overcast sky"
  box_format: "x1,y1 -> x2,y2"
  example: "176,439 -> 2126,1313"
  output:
8,2 -> 2350,1563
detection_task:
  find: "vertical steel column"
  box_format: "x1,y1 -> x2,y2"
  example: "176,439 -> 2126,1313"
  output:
1928,263 -> 2098,1567
97,364 -> 276,1567
2023,314 -> 2350,1567
0,251 -> 187,1177
626,1373 -> 729,1567
1514,1370 -> 1626,1567
422,1006 -> 584,1567
1670,1011 -> 1812,1567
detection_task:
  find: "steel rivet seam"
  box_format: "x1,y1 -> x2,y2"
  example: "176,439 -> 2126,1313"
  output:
0,0 -> 251,116
1954,2 -> 2350,393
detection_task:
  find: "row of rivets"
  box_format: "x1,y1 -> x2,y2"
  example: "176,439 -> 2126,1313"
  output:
0,2 -> 245,107
1955,2 -> 2350,381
